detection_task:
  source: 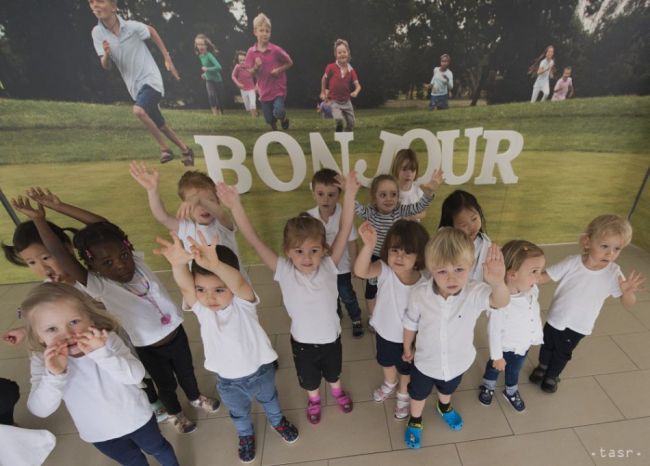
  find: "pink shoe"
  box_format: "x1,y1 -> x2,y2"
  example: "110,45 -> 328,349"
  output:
334,390 -> 353,413
306,399 -> 321,424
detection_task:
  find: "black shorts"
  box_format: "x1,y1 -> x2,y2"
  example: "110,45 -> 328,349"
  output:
291,336 -> 342,391
376,333 -> 411,375
408,364 -> 463,400
364,255 -> 381,300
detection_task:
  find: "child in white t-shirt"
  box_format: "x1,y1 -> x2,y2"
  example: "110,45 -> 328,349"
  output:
402,227 -> 509,449
478,240 -> 546,412
308,168 -> 363,337
439,189 -> 492,282
23,283 -> 179,466
216,172 -> 359,425
529,215 -> 645,393
155,232 -> 298,463
529,45 -> 555,102
391,149 -> 425,221
355,219 -> 429,420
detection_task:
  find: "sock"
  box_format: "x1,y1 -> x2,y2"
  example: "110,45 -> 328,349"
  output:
537,364 -> 548,370
331,386 -> 343,398
482,379 -> 497,390
408,415 -> 422,426
506,385 -> 518,396
438,400 -> 452,413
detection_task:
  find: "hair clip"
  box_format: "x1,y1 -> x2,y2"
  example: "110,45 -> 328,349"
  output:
85,249 -> 94,260
16,307 -> 23,319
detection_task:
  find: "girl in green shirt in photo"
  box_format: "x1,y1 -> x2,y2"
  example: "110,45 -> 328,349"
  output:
194,34 -> 224,115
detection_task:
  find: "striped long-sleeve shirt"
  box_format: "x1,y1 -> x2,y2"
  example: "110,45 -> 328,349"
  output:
355,193 -> 434,256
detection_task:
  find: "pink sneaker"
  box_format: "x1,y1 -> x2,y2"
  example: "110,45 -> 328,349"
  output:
306,399 -> 321,424
334,390 -> 353,413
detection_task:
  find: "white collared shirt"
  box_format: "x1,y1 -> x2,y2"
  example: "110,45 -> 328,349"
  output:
91,16 -> 164,100
27,333 -> 152,443
487,285 -> 543,360
307,204 -> 357,274
274,256 -> 341,344
546,255 -> 623,335
191,295 -> 278,379
404,279 -> 492,381
82,254 -> 183,347
371,261 -> 427,343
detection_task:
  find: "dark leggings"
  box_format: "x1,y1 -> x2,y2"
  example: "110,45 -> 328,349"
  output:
206,80 -> 224,111
0,378 -> 20,425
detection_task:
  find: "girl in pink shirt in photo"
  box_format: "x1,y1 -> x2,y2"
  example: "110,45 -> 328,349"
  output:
552,66 -> 574,101
231,51 -> 258,118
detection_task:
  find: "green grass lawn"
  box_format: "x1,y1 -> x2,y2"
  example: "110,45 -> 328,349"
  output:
0,96 -> 648,283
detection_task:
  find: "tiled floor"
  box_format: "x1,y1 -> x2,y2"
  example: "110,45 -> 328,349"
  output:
1,244 -> 649,466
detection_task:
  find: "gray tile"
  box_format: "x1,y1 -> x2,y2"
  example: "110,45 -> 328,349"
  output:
574,417 -> 650,465
595,369 -> 650,419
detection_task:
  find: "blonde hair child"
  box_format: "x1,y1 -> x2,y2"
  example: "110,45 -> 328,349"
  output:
390,149 -> 425,221
402,227 -> 509,448
478,240 -> 546,412
529,215 -> 644,393
23,283 -> 179,465
216,172 -> 359,425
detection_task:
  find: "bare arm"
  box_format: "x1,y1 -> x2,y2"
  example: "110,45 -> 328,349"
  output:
330,172 -> 360,266
320,73 -> 328,101
354,221 -> 382,279
402,329 -> 416,362
27,187 -> 107,224
153,232 -> 196,307
147,25 -> 180,80
231,67 -> 244,88
350,80 -> 361,98
129,162 -> 179,231
216,184 -> 279,272
483,244 -> 510,309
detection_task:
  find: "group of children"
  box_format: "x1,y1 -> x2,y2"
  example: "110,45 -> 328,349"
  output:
1,145 -> 645,464
529,45 -> 575,102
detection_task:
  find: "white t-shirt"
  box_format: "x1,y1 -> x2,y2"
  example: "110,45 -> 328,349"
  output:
399,184 -> 424,206
430,67 -> 454,96
91,16 -> 164,100
487,285 -> 543,360
471,233 -> 491,282
27,332 -> 152,443
371,261 -> 427,343
546,255 -> 623,335
274,256 -> 341,344
191,295 -> 278,379
404,279 -> 492,381
534,58 -> 554,85
307,204 -> 357,274
0,425 -> 56,466
82,254 -> 183,347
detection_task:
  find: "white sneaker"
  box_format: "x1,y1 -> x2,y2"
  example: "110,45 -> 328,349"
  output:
373,382 -> 397,402
394,393 -> 410,420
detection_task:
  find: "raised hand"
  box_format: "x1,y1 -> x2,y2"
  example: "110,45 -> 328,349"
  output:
215,183 -> 240,209
420,169 -> 444,195
11,196 -> 45,220
153,232 -> 193,267
358,221 -> 377,247
483,244 -> 506,286
76,327 -> 108,354
1,327 -> 27,346
26,187 -> 61,208
129,161 -> 160,192
188,231 -> 220,271
619,270 -> 646,295
175,201 -> 194,220
336,170 -> 360,196
44,342 -> 69,375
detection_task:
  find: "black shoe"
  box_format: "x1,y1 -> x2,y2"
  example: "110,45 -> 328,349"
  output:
529,366 -> 546,384
478,385 -> 494,406
272,416 -> 299,443
352,321 -> 364,338
502,389 -> 526,411
238,434 -> 256,463
541,377 -> 559,393
281,118 -> 290,130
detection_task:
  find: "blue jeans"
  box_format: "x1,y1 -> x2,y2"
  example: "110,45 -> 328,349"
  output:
93,415 -> 178,466
261,96 -> 286,126
429,94 -> 449,110
217,363 -> 283,436
482,351 -> 528,389
336,273 -> 361,321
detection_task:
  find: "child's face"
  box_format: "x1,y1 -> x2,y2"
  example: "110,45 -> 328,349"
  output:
238,54 -> 246,65
194,273 -> 234,311
335,45 -> 350,64
546,47 -> 554,59
195,39 -> 207,53
387,246 -> 418,275
431,261 -> 471,299
88,0 -> 115,20
19,243 -> 71,284
397,163 -> 417,189
583,234 -> 624,270
562,69 -> 571,79
452,207 -> 482,241
254,24 -> 271,45
88,241 -> 136,283
312,183 -> 340,215
30,299 -> 93,357
507,255 -> 546,293
183,187 -> 218,225
286,237 -> 325,274
440,57 -> 450,69
375,180 -> 399,214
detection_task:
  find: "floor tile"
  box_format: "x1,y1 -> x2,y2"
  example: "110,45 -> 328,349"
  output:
43,433 -> 122,466
329,443 -> 461,466
574,417 -> 650,465
591,301 -> 648,336
612,332 -> 650,369
595,369 -> 650,418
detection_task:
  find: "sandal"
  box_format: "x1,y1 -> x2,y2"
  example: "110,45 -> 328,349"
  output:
306,398 -> 321,424
334,390 -> 353,413
160,149 -> 174,164
437,404 -> 463,431
404,422 -> 422,449
181,148 -> 195,167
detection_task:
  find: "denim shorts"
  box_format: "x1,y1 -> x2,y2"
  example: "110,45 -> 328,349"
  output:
134,84 -> 165,128
376,333 -> 411,375
408,364 -> 463,400
430,94 -> 449,110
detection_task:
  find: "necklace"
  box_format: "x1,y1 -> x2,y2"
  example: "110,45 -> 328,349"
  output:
123,271 -> 172,326
103,16 -> 120,35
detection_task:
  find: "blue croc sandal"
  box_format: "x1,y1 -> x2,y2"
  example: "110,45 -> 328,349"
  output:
437,405 -> 463,431
404,423 -> 422,449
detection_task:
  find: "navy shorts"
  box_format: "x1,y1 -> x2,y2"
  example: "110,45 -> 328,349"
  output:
364,255 -> 381,300
376,333 -> 411,375
135,84 -> 165,128
408,364 -> 463,400
291,336 -> 342,391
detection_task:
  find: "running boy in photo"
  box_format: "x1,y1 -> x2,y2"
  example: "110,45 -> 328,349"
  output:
429,54 -> 453,110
